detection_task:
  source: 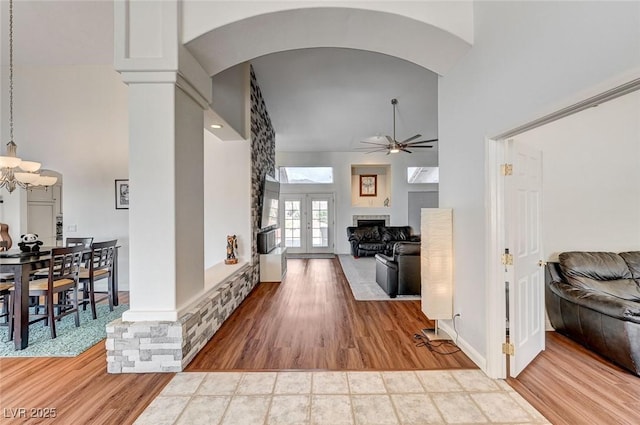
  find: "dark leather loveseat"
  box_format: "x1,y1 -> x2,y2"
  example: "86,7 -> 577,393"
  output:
346,225 -> 419,257
546,251 -> 640,375
374,242 -> 421,298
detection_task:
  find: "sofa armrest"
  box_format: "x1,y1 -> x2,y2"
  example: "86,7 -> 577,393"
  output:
346,227 -> 361,242
549,280 -> 640,323
409,235 -> 421,242
393,241 -> 420,257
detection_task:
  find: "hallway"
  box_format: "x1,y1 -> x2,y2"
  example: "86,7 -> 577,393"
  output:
187,258 -> 475,371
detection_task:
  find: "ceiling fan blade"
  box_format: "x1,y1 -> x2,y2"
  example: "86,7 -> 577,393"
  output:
385,135 -> 395,144
406,138 -> 438,146
360,140 -> 391,146
409,145 -> 433,148
401,148 -> 412,153
357,146 -> 389,153
401,134 -> 422,143
386,150 -> 391,156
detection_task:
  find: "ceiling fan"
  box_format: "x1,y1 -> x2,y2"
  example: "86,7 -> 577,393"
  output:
359,98 -> 438,154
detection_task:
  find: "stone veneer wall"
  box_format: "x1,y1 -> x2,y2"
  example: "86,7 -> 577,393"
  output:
106,66 -> 276,373
250,64 -> 276,284
107,265 -> 252,373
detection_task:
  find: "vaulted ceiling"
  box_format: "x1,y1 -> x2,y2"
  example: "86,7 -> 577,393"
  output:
2,1 -> 439,154
250,48 -> 438,153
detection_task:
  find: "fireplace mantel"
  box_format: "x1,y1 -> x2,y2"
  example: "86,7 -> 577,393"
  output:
352,215 -> 390,226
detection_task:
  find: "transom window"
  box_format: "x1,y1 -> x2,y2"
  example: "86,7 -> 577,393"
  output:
279,167 -> 333,184
407,167 -> 439,183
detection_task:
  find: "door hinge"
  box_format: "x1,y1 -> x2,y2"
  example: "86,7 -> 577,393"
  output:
501,163 -> 513,176
501,253 -> 513,265
502,342 -> 515,356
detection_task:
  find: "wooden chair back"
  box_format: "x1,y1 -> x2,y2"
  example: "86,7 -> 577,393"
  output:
89,240 -> 117,274
66,237 -> 94,249
48,245 -> 84,284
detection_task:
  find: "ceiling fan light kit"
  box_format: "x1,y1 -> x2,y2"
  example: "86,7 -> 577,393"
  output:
358,98 -> 438,155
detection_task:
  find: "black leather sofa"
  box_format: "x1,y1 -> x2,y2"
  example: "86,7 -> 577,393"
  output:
546,251 -> 640,375
346,225 -> 419,257
374,242 -> 421,298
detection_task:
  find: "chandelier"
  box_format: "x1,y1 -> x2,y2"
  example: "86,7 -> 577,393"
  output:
0,0 -> 57,193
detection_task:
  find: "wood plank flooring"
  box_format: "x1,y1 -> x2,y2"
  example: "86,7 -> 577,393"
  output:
187,258 -> 476,371
0,293 -> 174,425
508,331 -> 640,425
2,260 -> 640,424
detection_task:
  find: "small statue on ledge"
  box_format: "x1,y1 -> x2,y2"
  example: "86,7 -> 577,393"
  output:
225,234 -> 238,265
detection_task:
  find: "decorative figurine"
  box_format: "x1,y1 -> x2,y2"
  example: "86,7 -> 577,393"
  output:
384,197 -> 390,207
225,234 -> 238,264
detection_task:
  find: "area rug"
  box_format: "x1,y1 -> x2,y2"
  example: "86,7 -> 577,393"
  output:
337,254 -> 421,301
0,304 -> 128,357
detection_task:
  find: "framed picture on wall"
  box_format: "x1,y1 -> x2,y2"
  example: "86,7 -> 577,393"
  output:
359,175 -> 377,197
115,179 -> 130,210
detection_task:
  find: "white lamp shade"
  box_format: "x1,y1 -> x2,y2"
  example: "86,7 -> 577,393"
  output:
421,208 -> 453,320
14,172 -> 40,184
0,155 -> 22,168
35,175 -> 57,186
19,160 -> 41,172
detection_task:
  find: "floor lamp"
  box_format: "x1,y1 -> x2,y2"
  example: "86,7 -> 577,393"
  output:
420,208 -> 453,341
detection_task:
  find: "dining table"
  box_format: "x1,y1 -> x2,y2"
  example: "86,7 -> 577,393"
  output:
1,245 -> 120,350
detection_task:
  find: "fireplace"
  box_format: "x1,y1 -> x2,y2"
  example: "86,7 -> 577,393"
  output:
352,215 -> 390,226
357,219 -> 386,227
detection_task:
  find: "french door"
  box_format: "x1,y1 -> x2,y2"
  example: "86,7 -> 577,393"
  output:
281,193 -> 334,254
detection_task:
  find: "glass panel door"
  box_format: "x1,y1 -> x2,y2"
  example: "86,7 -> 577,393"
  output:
281,193 -> 334,254
283,199 -> 303,253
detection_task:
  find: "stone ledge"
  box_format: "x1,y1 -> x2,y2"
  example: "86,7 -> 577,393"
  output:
106,264 -> 257,373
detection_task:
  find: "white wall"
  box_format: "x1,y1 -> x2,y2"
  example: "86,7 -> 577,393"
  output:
211,63 -> 248,138
439,1 -> 640,361
516,90 -> 640,259
0,65 -> 130,288
204,132 -> 251,266
277,150 -> 438,254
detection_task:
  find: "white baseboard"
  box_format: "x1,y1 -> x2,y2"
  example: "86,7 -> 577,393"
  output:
439,320 -> 487,371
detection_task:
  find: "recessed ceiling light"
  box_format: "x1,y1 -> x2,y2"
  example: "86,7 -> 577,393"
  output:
210,124 -> 223,129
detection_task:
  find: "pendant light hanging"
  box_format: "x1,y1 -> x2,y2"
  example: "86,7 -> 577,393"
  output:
0,0 -> 57,193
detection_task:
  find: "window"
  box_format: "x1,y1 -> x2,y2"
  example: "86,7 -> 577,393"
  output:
279,167 -> 333,184
407,167 -> 439,183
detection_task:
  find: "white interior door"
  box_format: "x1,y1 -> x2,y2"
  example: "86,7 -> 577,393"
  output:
282,193 -> 334,254
27,203 -> 56,246
507,141 -> 545,377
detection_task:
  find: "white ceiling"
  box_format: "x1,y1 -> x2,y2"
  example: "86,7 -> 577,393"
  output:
0,1 -> 113,66
250,48 -> 439,152
2,1 -> 439,154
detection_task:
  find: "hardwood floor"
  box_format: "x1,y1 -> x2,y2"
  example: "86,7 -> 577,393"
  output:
3,260 -> 640,424
509,331 -> 640,425
186,258 -> 476,371
0,293 -> 174,425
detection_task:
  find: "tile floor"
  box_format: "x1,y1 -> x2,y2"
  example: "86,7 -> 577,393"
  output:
134,370 -> 550,425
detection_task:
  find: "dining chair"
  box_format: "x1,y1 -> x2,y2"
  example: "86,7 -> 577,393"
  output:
0,240 -> 15,283
0,282 -> 11,325
33,237 -> 94,280
66,237 -> 94,249
9,245 -> 84,339
78,240 -> 117,320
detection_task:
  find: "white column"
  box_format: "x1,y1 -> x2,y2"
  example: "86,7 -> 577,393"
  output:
114,0 -> 211,321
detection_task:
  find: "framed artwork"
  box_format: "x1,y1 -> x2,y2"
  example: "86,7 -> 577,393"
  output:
115,179 -> 130,210
359,175 -> 377,197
